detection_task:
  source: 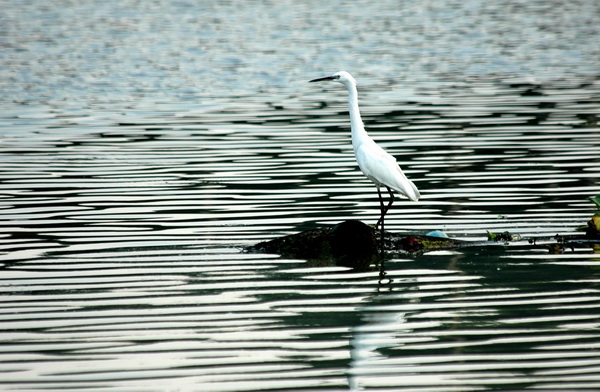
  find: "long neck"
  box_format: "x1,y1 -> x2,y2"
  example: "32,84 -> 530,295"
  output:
346,82 -> 369,150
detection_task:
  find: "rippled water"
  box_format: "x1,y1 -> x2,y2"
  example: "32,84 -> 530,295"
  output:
2,1 -> 600,391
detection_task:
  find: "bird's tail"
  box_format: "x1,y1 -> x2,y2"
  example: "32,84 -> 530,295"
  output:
406,180 -> 420,202
389,175 -> 420,202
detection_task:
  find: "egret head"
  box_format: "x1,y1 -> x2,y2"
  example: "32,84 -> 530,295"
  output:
309,71 -> 357,87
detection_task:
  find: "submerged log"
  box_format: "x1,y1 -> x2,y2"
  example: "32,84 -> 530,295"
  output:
247,220 -> 378,271
246,220 -> 600,271
246,220 -> 467,271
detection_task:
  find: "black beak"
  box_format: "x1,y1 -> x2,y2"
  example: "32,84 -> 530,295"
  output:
309,75 -> 336,83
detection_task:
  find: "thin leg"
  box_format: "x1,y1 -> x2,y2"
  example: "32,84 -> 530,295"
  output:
376,187 -> 395,285
375,186 -> 386,277
375,186 -> 385,251
375,186 -> 384,230
375,186 -> 395,229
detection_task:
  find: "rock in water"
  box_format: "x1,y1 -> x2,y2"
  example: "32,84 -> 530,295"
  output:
330,220 -> 378,271
247,220 -> 378,271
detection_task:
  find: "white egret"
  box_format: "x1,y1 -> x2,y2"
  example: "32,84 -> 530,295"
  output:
309,71 -> 419,250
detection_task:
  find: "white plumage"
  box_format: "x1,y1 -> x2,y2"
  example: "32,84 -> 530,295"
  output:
310,71 -> 419,231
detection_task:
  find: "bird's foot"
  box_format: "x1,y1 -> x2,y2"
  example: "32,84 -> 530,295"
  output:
378,269 -> 393,286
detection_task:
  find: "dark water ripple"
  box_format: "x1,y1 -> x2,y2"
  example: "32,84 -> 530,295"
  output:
2,77 -> 600,391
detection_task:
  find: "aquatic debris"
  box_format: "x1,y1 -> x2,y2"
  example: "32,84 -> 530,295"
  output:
425,230 -> 449,238
247,220 -> 377,272
577,196 -> 600,239
587,196 -> 600,239
247,214 -> 600,271
487,231 -> 520,242
586,215 -> 600,239
247,220 -> 466,271
590,195 -> 600,209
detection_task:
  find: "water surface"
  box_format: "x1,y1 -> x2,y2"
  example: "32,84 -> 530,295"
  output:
1,1 -> 600,391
